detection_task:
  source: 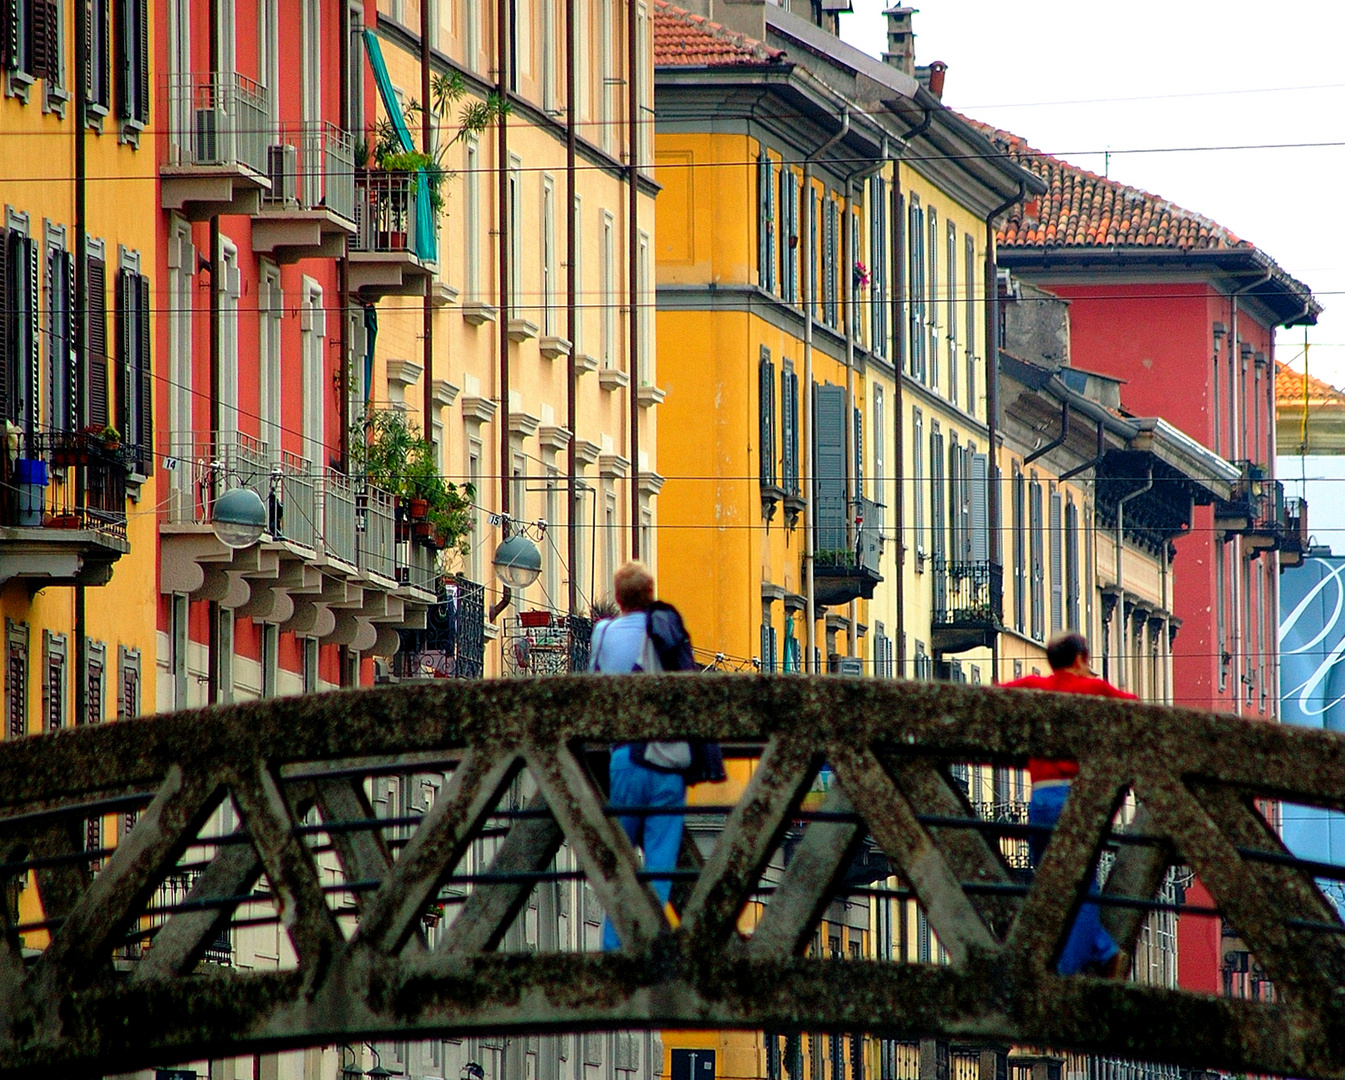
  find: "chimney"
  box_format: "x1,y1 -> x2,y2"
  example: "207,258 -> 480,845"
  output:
882,5 -> 916,77
926,59 -> 947,99
717,0 -> 766,42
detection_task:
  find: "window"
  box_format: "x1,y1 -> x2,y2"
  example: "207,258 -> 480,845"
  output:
1,219 -> 40,433
870,174 -> 887,358
760,616 -> 778,674
872,385 -> 884,507
541,0 -> 555,113
781,363 -> 799,498
946,220 -> 957,407
44,226 -> 75,432
780,165 -> 798,303
2,0 -> 61,94
1049,487 -> 1063,634
572,193 -> 584,354
84,640 -> 105,724
115,254 -> 153,474
908,194 -> 924,382
464,0 -> 477,71
1064,498 -> 1080,631
256,0 -> 276,124
464,136 -> 480,299
89,0 -> 110,113
814,383 -> 848,554
929,423 -> 945,566
217,607 -> 233,703
260,622 -> 278,699
639,230 -> 651,384
600,210 -> 615,367
87,240 -> 109,431
167,221 -> 193,455
6,619 -> 29,740
759,347 -> 776,489
300,0 -> 319,122
927,206 -> 938,391
542,175 -> 557,335
218,239 -> 240,433
824,196 -> 838,328
757,150 -> 776,293
302,278 -> 325,466
508,155 -> 522,319
302,636 -> 319,694
599,0 -> 613,153
808,186 -> 819,319
42,629 -> 66,732
258,263 -> 282,455
1029,477 -> 1045,641
170,593 -> 188,709
1013,465 -> 1026,633
117,645 -> 139,719
964,234 -> 976,419
912,408 -> 924,562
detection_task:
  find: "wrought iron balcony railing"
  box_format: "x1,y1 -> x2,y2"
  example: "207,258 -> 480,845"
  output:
1,430 -> 128,541
931,557 -> 1002,655
164,72 -> 270,176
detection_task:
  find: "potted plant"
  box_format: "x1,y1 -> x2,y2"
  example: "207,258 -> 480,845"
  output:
100,425 -> 121,452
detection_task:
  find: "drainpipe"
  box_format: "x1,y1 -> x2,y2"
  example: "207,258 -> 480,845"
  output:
985,180 -> 1026,680
627,0 -> 640,558
566,0 -> 578,615
1227,265 -> 1271,715
73,0 -> 88,722
206,0 -> 222,704
843,153 -> 885,659
890,160 -> 905,675
420,0 -> 434,447
489,0 -> 512,624
802,108 -> 849,673
1114,466 -> 1152,692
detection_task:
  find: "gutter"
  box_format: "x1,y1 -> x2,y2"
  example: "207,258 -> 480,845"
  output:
803,107 -> 849,674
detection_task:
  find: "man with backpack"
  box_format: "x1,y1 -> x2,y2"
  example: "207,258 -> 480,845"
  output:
589,561 -> 724,949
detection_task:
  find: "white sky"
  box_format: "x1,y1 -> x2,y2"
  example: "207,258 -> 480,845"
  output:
838,0 -> 1345,390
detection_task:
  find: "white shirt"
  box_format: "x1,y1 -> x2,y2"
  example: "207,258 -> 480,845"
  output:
589,612 -> 650,674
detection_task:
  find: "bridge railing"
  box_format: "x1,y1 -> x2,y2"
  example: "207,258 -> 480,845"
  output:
0,679 -> 1341,1079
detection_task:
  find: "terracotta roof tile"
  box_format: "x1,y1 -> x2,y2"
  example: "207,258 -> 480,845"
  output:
1276,360 -> 1345,407
653,0 -> 786,68
965,118 -> 1249,252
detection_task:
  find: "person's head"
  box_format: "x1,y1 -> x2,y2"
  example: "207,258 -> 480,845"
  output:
613,561 -> 655,613
1046,632 -> 1091,673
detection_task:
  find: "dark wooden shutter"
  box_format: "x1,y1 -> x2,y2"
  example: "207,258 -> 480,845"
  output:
86,255 -> 108,427
31,0 -> 58,81
0,228 -> 9,423
758,348 -> 775,488
114,267 -> 128,436
114,0 -> 129,117
65,252 -> 77,430
26,238 -> 39,432
814,383 -> 847,553
136,274 -> 152,473
135,0 -> 148,122
96,0 -> 110,107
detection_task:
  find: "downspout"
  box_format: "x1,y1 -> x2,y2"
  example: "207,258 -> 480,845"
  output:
843,153 -> 885,658
890,159 -> 905,676
627,0 -> 641,558
1227,265 -> 1271,715
74,0 -> 88,722
207,12 -> 222,705
985,180 -> 1026,680
1114,466 -> 1152,692
802,108 -> 849,673
420,0 -> 434,447
566,0 -> 578,614
489,0 -> 512,623
337,0 -> 351,469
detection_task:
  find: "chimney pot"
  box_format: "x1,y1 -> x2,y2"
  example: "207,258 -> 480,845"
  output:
927,59 -> 947,99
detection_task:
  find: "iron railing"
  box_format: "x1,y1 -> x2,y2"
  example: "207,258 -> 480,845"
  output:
813,495 -> 883,574
164,72 -> 270,176
358,484 -> 396,580
262,121 -> 355,224
391,577 -> 486,679
1,431 -> 127,541
272,450 -> 317,550
931,558 -> 1003,628
503,610 -> 595,676
163,431 -> 270,527
1284,494 -> 1309,552
320,469 -> 357,565
352,172 -> 419,254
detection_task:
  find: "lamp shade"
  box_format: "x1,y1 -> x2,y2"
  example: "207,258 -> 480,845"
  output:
212,487 -> 267,549
493,532 -> 542,588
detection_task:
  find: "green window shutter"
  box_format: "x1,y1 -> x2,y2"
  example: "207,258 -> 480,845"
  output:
758,348 -> 776,488
86,255 -> 108,427
814,383 -> 847,552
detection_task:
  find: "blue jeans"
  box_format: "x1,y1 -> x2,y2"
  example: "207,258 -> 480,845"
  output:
1028,783 -> 1119,975
601,744 -> 686,950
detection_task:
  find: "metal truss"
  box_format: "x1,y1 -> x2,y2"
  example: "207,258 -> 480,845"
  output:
0,677 -> 1341,1078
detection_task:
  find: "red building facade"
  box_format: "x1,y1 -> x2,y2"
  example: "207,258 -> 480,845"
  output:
984,125 -> 1318,995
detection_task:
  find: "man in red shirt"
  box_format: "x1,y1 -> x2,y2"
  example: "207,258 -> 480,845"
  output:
1003,632 -> 1136,976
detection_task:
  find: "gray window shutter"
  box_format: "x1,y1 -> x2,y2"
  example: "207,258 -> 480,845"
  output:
759,348 -> 775,488
853,406 -> 862,495
929,430 -> 945,560
757,152 -> 769,287
970,452 -> 988,562
0,228 -> 9,423
1050,491 -> 1063,634
137,274 -> 153,473
814,383 -> 847,553
115,268 -> 129,440
1065,500 -> 1080,631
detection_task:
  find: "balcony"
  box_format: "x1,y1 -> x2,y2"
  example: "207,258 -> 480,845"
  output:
502,609 -> 594,676
811,496 -> 883,608
161,73 -> 271,220
0,431 -> 131,586
1282,494 -> 1309,568
390,577 -> 488,680
159,432 -> 435,658
931,558 -> 1003,655
348,172 -> 434,298
251,123 -> 357,262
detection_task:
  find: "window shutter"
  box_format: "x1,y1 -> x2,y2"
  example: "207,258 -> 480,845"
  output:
758,349 -> 775,488
929,430 -> 945,559
86,255 -> 108,427
853,406 -> 862,494
136,274 -> 152,473
782,368 -> 798,497
135,0 -> 149,122
1,0 -> 17,70
1049,490 -> 1063,634
26,239 -> 40,432
765,157 -> 776,293
97,0 -> 110,107
31,0 -> 58,82
0,229 -> 9,422
970,453 -> 988,562
114,268 -> 128,437
757,151 -> 768,287
66,252 -> 77,431
814,384 -> 847,552
115,0 -> 130,117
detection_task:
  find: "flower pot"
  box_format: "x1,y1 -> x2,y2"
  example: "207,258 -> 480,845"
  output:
103,439 -> 120,453
519,610 -> 553,628
48,513 -> 81,530
409,498 -> 429,520
413,521 -> 433,538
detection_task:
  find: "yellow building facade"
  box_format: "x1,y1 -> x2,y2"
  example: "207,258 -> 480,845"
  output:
1,0 -> 159,731
366,0 -> 658,680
